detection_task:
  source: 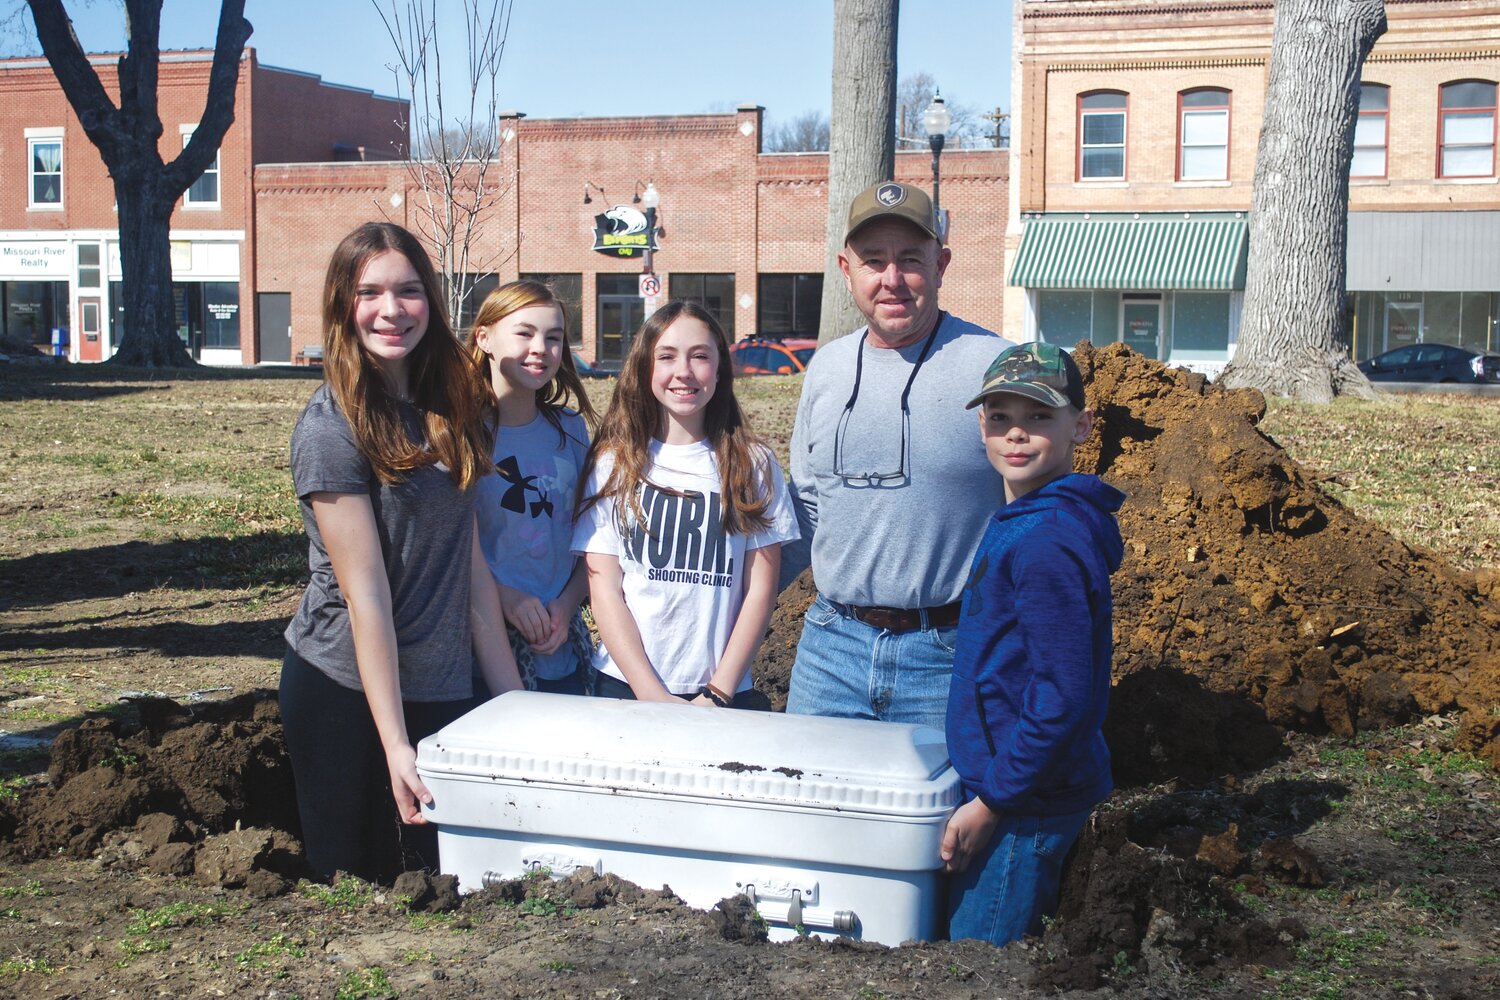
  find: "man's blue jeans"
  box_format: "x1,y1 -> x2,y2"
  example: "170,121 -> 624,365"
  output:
947,808 -> 1091,947
785,594 -> 955,730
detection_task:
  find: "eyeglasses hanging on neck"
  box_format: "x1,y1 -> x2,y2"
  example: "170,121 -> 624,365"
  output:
832,321 -> 942,486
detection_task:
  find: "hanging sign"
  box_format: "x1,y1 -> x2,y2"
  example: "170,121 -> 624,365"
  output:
593,206 -> 659,259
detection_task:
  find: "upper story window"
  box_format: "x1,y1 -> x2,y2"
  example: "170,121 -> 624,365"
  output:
27,129 -> 64,208
181,126 -> 221,207
1439,80 -> 1497,178
1078,91 -> 1127,181
1352,83 -> 1389,178
1179,88 -> 1231,181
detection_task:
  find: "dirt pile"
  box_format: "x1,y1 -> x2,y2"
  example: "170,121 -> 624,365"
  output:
0,691 -> 304,895
755,342 -> 1500,779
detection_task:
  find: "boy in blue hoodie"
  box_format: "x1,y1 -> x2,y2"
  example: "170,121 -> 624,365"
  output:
940,341 -> 1125,947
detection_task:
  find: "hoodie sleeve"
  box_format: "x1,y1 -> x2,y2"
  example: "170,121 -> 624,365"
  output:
977,522 -> 1103,811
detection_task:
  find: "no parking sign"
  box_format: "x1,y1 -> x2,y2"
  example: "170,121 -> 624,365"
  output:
638,273 -> 662,299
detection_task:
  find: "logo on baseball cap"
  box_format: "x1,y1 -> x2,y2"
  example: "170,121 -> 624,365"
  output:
965,341 -> 1088,411
844,181 -> 938,243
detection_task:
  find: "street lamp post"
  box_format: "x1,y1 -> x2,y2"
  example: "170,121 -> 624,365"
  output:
923,91 -> 952,242
640,181 -> 660,276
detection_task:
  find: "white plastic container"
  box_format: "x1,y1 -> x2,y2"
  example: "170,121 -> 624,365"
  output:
417,691 -> 960,944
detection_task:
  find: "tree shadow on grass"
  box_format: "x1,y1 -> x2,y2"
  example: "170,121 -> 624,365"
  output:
0,614 -> 286,664
0,532 -> 306,611
0,360 -> 322,403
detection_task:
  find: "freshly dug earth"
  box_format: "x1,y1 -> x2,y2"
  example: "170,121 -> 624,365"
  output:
762,342 -> 1500,777
2,349 -> 1499,998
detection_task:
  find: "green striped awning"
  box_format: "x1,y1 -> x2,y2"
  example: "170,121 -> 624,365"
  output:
1008,218 -> 1249,291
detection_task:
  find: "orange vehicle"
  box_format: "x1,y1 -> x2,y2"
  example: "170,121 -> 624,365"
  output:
728,337 -> 818,376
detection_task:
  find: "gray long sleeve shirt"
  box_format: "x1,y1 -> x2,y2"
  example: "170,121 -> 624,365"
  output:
782,313 -> 1011,608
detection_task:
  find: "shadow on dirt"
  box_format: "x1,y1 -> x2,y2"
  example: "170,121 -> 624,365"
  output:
1106,667 -> 1290,787
0,532 -> 305,610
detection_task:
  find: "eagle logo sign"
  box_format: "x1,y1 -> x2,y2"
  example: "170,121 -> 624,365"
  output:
876,183 -> 906,207
602,205 -> 649,236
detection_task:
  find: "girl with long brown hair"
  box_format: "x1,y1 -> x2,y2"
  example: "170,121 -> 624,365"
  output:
572,301 -> 799,706
469,280 -> 599,695
281,222 -> 521,883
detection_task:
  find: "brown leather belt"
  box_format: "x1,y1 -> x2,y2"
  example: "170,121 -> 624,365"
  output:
837,600 -> 962,632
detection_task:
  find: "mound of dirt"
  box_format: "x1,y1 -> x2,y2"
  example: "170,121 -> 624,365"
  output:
754,343 -> 1500,779
0,691 -> 303,893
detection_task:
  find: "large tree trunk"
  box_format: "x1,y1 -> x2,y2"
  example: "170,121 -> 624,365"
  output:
115,184 -> 188,367
27,0 -> 251,369
1218,0 -> 1385,402
817,0 -> 897,347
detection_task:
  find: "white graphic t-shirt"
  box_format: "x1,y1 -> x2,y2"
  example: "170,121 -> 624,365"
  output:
572,438 -> 799,696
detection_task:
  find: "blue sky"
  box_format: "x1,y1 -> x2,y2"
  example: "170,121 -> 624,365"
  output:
9,1 -> 1012,129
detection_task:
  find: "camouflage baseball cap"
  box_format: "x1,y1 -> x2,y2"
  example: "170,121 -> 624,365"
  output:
844,181 -> 939,243
965,341 -> 1087,410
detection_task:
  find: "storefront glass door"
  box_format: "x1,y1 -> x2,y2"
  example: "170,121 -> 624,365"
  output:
1121,299 -> 1162,359
597,294 -> 643,367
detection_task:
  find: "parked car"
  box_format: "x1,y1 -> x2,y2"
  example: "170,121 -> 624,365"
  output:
571,351 -> 611,379
1357,344 -> 1500,383
728,337 -> 818,376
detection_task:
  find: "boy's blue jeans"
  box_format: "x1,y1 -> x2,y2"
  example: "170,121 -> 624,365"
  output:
785,594 -> 955,730
947,807 -> 1092,947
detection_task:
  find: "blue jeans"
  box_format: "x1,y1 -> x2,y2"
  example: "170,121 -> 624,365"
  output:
947,808 -> 1091,947
785,594 -> 956,730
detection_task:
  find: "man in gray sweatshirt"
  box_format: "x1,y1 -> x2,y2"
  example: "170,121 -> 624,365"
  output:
781,181 -> 1010,730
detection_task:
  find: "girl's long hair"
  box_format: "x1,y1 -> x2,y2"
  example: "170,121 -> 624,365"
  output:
321,222 -> 491,488
579,300 -> 772,537
466,279 -> 599,444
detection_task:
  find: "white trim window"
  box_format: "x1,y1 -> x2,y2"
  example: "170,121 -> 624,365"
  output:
27,128 -> 64,208
1078,91 -> 1127,181
181,125 -> 221,207
1179,89 -> 1231,181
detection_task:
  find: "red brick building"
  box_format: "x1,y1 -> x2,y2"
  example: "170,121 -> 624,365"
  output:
1005,0 -> 1500,374
1,48 -> 404,363
3,48 -> 1009,366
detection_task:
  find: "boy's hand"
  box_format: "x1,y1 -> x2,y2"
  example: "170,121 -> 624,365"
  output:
940,798 -> 1000,873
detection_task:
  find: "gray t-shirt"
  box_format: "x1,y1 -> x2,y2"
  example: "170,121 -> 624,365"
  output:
783,313 -> 1011,608
284,383 -> 477,701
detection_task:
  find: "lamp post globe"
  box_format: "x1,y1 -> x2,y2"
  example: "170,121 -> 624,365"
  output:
923,92 -> 952,242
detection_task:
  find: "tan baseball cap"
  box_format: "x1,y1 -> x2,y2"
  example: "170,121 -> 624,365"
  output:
844,181 -> 938,243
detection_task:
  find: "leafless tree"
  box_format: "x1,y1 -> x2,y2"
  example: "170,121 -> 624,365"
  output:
763,110 -> 831,153
1218,0 -> 1385,402
24,0 -> 251,367
373,0 -> 514,332
818,0 -> 897,347
895,71 -> 987,149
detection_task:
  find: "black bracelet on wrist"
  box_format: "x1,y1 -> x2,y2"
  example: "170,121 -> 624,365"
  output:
699,685 -> 730,708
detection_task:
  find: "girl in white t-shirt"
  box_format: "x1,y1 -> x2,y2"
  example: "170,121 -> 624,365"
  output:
470,280 -> 600,695
573,301 -> 799,706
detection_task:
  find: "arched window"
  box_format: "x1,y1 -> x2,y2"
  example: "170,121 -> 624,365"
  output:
1178,88 -> 1231,181
1077,91 -> 1127,181
1439,80 -> 1497,178
1352,83 -> 1389,178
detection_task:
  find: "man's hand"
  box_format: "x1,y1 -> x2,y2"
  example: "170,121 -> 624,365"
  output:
940,798 -> 1000,873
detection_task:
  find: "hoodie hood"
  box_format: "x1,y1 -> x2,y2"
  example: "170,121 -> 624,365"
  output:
996,473 -> 1125,574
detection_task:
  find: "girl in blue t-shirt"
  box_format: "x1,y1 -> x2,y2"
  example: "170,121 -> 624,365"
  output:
470,280 -> 600,694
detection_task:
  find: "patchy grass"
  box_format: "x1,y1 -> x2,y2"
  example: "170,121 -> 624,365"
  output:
1261,393 -> 1500,570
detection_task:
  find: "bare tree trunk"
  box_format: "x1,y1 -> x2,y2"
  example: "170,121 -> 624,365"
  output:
818,0 -> 897,347
26,0 -> 252,368
1218,0 -> 1385,402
